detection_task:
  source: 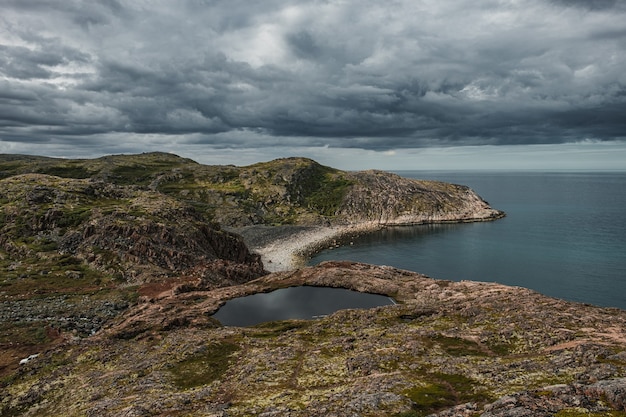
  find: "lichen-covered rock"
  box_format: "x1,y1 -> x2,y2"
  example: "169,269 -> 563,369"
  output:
3,262 -> 624,417
479,379 -> 626,416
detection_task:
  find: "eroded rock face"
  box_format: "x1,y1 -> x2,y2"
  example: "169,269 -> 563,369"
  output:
5,262 -> 623,417
0,174 -> 265,284
339,170 -> 504,224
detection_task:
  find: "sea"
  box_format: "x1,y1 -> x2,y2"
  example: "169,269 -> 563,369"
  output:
309,171 -> 626,310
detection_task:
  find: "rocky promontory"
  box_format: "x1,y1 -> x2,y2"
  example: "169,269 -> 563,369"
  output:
3,153 -> 624,416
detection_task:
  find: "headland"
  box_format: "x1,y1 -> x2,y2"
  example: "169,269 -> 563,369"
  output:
6,154 -> 623,417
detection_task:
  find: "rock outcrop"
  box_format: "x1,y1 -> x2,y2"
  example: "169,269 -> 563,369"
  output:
0,174 -> 264,285
2,262 -> 625,417
339,170 -> 502,224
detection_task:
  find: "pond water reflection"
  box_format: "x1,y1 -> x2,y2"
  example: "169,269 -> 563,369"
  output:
212,286 -> 395,327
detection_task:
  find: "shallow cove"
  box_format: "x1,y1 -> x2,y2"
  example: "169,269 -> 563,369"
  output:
212,286 -> 395,327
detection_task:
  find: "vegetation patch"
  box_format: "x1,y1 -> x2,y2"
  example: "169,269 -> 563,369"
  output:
38,164 -> 93,179
304,172 -> 354,216
487,336 -> 521,355
250,320 -> 310,338
400,372 -> 491,416
0,322 -> 52,346
169,341 -> 240,389
431,335 -> 487,356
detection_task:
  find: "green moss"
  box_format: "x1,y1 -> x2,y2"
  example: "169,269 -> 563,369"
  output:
39,164 -> 92,179
402,373 -> 492,416
486,334 -> 522,355
403,383 -> 456,415
251,320 -> 310,338
431,335 -> 487,357
304,172 -> 354,216
170,341 -> 240,389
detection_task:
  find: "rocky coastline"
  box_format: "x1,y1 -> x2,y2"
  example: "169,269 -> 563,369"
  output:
231,224 -> 378,272
233,207 -> 505,272
3,153 -> 624,417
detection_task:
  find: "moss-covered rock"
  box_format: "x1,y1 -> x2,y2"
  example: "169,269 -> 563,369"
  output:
2,262 -> 626,416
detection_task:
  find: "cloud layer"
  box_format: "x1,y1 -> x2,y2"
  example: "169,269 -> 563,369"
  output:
1,0 -> 625,156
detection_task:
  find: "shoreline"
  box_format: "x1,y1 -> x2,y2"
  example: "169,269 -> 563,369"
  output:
235,211 -> 505,272
233,223 -> 384,272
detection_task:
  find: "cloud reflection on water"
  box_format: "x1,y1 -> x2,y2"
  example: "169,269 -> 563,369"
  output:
213,286 -> 393,327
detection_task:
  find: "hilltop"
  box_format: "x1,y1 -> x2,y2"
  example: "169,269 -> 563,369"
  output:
1,152 -> 502,227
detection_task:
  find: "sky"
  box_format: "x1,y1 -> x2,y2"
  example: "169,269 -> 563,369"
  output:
1,0 -> 625,170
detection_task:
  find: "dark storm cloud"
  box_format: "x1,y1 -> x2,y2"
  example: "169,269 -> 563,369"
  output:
1,0 -> 625,154
550,0 -> 624,11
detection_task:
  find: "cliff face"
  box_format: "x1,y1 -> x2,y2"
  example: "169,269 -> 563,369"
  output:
2,262 -> 625,417
339,170 -> 502,224
0,173 -> 263,285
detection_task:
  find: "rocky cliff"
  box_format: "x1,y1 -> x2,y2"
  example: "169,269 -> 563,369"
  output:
339,170 -> 501,224
0,173 -> 263,284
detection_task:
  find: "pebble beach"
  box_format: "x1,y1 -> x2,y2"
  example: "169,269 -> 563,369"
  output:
231,223 -> 383,272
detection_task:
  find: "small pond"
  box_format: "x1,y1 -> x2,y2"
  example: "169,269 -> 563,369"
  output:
212,286 -> 396,327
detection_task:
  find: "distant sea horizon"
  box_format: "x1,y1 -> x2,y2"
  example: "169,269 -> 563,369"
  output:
309,170 -> 626,310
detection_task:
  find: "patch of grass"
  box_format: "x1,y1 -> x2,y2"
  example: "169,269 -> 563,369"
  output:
109,164 -> 156,185
304,172 -> 354,216
487,337 -> 520,355
0,256 -> 114,298
0,160 -> 25,179
403,382 -> 456,415
170,341 -> 240,389
597,350 -> 626,366
0,322 -> 52,345
39,164 -> 92,179
402,372 -> 492,416
251,320 -> 310,338
394,412 -> 422,417
431,335 -> 487,357
56,206 -> 92,229
29,238 -> 59,252
105,154 -> 195,186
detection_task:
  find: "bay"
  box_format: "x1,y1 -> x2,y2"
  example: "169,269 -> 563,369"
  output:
309,171 -> 626,310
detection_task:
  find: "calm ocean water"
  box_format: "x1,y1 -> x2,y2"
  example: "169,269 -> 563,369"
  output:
309,171 -> 626,310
